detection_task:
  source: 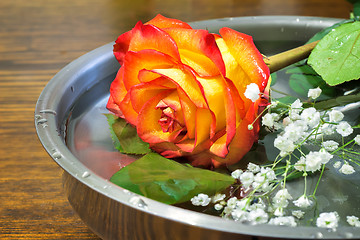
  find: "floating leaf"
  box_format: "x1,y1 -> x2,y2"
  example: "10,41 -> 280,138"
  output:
355,2 -> 360,18
306,19 -> 355,44
105,114 -> 151,154
110,153 -> 235,204
270,72 -> 277,86
308,21 -> 360,86
288,64 -> 337,100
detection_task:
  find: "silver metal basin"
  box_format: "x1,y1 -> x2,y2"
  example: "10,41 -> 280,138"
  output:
35,16 -> 360,239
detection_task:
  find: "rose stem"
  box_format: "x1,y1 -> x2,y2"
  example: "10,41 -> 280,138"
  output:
264,40 -> 320,73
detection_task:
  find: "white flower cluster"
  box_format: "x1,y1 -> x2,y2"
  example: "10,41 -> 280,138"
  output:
190,88 -> 360,229
191,162 -> 360,229
316,211 -> 339,229
262,88 -> 358,175
233,163 -> 277,193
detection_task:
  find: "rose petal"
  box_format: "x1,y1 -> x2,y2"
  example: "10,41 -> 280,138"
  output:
122,49 -> 177,89
194,108 -> 213,147
177,89 -> 196,139
129,78 -> 176,113
209,133 -> 228,158
196,76 -> 227,132
213,118 -> 257,166
113,21 -> 181,65
119,92 -> 138,125
219,27 -> 269,91
106,95 -> 123,118
145,14 -> 192,29
160,91 -> 185,126
164,28 -> 226,76
109,67 -> 127,104
151,68 -> 208,108
137,90 -> 184,144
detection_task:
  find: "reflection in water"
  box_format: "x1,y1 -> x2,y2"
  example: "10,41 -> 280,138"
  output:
71,104 -> 137,179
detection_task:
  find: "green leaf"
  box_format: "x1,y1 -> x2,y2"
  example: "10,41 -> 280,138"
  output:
306,19 -> 355,44
105,114 -> 151,154
287,65 -> 337,100
308,21 -> 360,86
110,153 -> 235,204
314,91 -> 360,110
105,113 -> 123,151
270,72 -> 277,86
355,2 -> 360,18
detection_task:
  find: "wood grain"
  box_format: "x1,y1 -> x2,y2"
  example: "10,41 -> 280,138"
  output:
0,0 -> 352,239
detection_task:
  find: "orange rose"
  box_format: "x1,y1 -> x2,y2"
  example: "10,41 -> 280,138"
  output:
107,14 -> 270,168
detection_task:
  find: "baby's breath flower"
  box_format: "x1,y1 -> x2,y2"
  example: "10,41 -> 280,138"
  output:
308,87 -> 322,100
212,193 -> 226,203
354,134 -> 360,145
301,107 -> 320,128
273,189 -> 292,208
290,99 -> 303,112
333,161 -> 342,169
240,171 -> 254,189
292,210 -> 305,219
248,201 -> 266,211
226,197 -> 238,209
191,193 -> 211,206
283,121 -> 307,143
289,99 -> 303,120
319,123 -> 335,136
293,195 -> 313,208
214,203 -> 224,211
247,163 -> 260,173
336,121 -> 353,137
294,157 -> 306,172
253,172 -> 265,185
339,162 -> 355,175
262,113 -> 275,128
269,216 -> 297,227
262,113 -> 280,128
316,212 -> 339,229
274,207 -> 285,217
328,109 -> 344,123
247,208 -> 269,224
274,135 -> 296,156
304,150 -> 333,172
347,216 -> 360,227
231,208 -> 248,221
282,116 -> 292,127
322,140 -> 339,152
261,167 -> 277,181
231,169 -> 243,179
236,198 -> 249,210
223,206 -> 233,215
270,101 -> 278,107
244,83 -> 260,102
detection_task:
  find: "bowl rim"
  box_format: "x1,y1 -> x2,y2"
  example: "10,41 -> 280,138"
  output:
35,15 -> 360,239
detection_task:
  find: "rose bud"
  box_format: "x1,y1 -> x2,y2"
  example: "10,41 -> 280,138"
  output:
107,14 -> 270,168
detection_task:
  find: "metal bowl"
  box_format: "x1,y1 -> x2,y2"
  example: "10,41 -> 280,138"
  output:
35,16 -> 360,239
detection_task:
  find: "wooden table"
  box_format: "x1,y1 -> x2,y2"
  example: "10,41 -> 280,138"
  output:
0,0 -> 353,239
